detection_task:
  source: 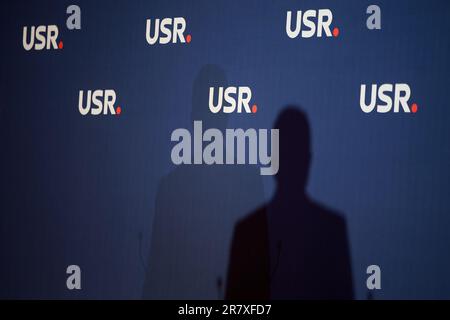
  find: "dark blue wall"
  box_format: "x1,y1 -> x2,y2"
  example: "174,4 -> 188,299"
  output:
1,0 -> 449,299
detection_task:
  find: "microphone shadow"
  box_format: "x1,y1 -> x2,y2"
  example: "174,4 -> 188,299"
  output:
225,107 -> 354,300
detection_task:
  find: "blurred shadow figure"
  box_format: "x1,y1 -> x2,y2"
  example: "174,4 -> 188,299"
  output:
142,65 -> 264,299
226,107 -> 354,300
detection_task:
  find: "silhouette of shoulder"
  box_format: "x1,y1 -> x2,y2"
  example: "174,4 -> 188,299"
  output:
226,206 -> 270,300
307,199 -> 347,232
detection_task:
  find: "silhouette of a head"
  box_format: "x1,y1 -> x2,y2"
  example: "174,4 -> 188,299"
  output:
274,107 -> 311,194
191,64 -> 228,130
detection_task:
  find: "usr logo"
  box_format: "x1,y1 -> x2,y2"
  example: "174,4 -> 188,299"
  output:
78,90 -> 122,116
208,87 -> 258,114
360,84 -> 419,113
286,9 -> 340,39
23,25 -> 62,50
22,5 -> 81,51
146,17 -> 191,45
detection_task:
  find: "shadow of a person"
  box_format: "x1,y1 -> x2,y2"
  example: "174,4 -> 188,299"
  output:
226,107 -> 354,300
142,65 -> 265,299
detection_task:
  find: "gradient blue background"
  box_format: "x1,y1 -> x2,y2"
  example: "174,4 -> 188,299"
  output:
1,0 -> 449,299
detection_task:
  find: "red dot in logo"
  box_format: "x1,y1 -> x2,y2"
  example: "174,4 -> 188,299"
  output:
116,106 -> 122,115
411,103 -> 418,113
186,34 -> 192,43
332,27 -> 340,37
252,104 -> 258,113
58,41 -> 63,49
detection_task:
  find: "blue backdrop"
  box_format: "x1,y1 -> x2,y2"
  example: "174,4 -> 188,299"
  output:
1,0 -> 450,299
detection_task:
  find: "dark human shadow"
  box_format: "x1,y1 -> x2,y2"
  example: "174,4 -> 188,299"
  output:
142,65 -> 265,299
225,107 -> 354,300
